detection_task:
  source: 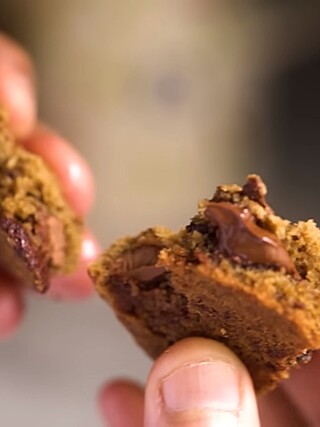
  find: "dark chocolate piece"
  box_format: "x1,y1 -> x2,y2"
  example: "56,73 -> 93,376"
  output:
128,265 -> 166,282
296,350 -> 313,365
242,175 -> 269,208
205,202 -> 297,275
0,214 -> 51,292
116,245 -> 166,284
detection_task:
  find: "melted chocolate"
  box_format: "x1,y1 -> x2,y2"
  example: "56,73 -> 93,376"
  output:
0,215 -> 50,292
205,202 -> 297,275
119,245 -> 166,284
108,244 -> 168,313
128,265 -> 166,282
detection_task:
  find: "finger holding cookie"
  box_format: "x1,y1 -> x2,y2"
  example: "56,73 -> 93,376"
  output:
99,339 -> 260,427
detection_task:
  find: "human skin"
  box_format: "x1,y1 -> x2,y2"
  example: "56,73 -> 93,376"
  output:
0,32 -> 99,338
99,338 -> 320,427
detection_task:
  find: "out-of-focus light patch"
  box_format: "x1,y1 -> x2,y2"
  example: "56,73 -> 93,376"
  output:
68,162 -> 82,183
82,235 -> 98,261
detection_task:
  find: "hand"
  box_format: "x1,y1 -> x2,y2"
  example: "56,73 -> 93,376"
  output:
99,338 -> 260,427
0,32 -> 99,338
99,337 -> 319,427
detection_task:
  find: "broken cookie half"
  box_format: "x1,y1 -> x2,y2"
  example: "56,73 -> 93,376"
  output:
89,174 -> 320,394
0,109 -> 82,292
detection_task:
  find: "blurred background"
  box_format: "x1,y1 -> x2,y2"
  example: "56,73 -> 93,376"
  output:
0,1 -> 320,426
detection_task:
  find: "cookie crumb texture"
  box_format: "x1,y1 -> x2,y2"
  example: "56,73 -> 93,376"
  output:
0,109 -> 82,292
89,175 -> 320,394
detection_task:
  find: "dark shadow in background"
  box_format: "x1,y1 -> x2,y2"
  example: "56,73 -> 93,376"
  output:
0,3 -> 34,51
264,52 -> 320,222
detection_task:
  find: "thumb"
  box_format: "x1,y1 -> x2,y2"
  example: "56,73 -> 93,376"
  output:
144,338 -> 260,427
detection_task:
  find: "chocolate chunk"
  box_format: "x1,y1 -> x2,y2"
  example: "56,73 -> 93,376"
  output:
242,175 -> 269,208
108,244 -> 168,313
114,244 -> 166,286
0,215 -> 50,291
128,265 -> 166,283
120,245 -> 160,271
0,108 -> 82,292
296,350 -> 313,365
186,221 -> 209,235
205,202 -> 298,275
108,276 -> 136,314
107,244 -> 167,313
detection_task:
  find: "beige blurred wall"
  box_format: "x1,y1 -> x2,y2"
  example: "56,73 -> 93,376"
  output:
1,0 -> 256,242
37,0 -> 250,244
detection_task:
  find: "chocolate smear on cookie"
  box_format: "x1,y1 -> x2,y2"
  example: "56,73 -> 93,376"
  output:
205,202 -> 298,275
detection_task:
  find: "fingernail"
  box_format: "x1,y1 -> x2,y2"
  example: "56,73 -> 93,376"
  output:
161,360 -> 241,425
81,232 -> 100,262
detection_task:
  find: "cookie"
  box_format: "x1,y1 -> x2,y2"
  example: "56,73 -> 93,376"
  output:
89,175 -> 320,394
0,109 -> 82,292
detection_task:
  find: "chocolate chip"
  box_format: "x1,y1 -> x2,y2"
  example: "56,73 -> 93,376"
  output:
0,215 -> 50,291
296,350 -> 313,365
242,176 -> 268,207
204,202 -> 298,276
186,221 -> 209,235
109,276 -> 136,314
293,301 -> 305,309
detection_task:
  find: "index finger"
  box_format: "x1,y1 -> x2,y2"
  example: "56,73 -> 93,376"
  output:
0,32 -> 36,139
22,124 -> 95,216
